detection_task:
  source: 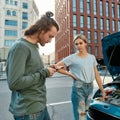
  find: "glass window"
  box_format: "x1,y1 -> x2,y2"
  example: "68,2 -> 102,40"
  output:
4,40 -> 15,47
12,11 -> 16,16
14,1 -> 18,6
112,3 -> 115,18
87,31 -> 91,43
22,22 -> 28,29
7,10 -> 11,16
80,30 -> 84,35
80,0 -> 84,13
94,18 -> 97,29
10,0 -> 13,5
100,32 -> 104,39
93,0 -> 97,15
88,46 -> 92,53
118,21 -> 120,31
94,32 -> 98,43
118,5 -> 120,18
5,30 -> 17,36
23,2 -> 28,9
22,12 -> 28,20
106,19 -> 110,31
95,46 -> 98,56
73,15 -> 77,27
72,0 -> 76,12
112,20 -> 115,31
106,2 -> 109,17
73,29 -> 77,37
100,18 -> 104,30
5,20 -> 17,26
80,15 -> 84,28
87,0 -> 90,14
5,0 -> 9,4
87,16 -> 91,29
100,1 -> 103,16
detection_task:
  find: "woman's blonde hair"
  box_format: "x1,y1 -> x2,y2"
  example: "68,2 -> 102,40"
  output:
73,34 -> 87,43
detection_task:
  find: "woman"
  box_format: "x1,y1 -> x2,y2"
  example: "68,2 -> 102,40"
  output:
56,34 -> 106,120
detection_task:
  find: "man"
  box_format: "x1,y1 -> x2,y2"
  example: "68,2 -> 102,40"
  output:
6,11 -> 59,120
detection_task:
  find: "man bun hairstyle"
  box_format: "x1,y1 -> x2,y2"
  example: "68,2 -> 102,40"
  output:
24,11 -> 59,36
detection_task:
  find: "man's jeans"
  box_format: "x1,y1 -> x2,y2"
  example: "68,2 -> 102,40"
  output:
14,107 -> 51,120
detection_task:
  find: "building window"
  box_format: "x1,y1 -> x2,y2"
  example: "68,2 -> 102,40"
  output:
87,0 -> 90,14
95,46 -> 98,56
94,32 -> 98,44
73,0 -> 76,12
12,11 -> 16,16
100,32 -> 104,39
5,0 -> 9,4
22,22 -> 28,29
80,30 -> 84,35
73,15 -> 77,27
23,2 -> 28,9
112,20 -> 115,31
112,3 -> 115,18
93,0 -> 97,15
106,19 -> 110,31
80,15 -> 84,28
118,5 -> 120,18
5,20 -> 17,26
87,31 -> 91,43
88,46 -> 92,53
22,12 -> 28,20
100,0 -> 103,16
106,2 -> 109,17
118,21 -> 120,31
87,16 -> 91,29
4,40 -> 15,47
80,0 -> 84,13
5,30 -> 17,36
73,29 -> 77,37
7,10 -> 11,16
94,18 -> 97,29
100,18 -> 104,30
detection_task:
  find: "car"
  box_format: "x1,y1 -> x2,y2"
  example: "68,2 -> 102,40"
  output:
87,31 -> 120,120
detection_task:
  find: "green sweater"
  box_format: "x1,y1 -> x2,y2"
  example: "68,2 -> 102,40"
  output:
6,38 -> 50,116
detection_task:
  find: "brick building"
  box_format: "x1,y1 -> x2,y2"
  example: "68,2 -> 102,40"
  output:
55,0 -> 120,64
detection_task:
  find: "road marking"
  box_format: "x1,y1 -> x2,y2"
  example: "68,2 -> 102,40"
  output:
47,101 -> 71,106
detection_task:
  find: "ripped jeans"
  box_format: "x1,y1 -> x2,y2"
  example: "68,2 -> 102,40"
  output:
71,81 -> 93,120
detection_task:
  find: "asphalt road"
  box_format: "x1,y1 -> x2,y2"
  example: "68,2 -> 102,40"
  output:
0,72 -> 112,120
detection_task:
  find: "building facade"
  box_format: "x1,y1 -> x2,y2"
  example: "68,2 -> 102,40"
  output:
0,0 -> 39,61
55,0 -> 120,64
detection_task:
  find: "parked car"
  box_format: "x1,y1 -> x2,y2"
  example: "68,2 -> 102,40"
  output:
87,31 -> 120,120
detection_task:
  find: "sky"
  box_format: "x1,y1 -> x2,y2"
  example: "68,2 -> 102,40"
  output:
34,0 -> 55,55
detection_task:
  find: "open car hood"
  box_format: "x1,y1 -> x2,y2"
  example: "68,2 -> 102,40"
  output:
102,32 -> 120,76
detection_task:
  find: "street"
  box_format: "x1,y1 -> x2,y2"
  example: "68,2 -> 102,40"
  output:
0,72 -> 112,120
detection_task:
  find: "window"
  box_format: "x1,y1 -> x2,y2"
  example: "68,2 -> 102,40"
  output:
23,2 -> 28,9
87,31 -> 91,43
22,12 -> 28,20
88,46 -> 92,53
4,40 -> 15,47
87,0 -> 90,14
93,0 -> 97,15
87,16 -> 91,29
22,22 -> 28,29
7,10 -> 11,16
73,29 -> 77,37
80,0 -> 84,13
5,30 -> 17,36
112,20 -> 115,31
100,32 -> 104,39
106,19 -> 110,31
5,0 -> 9,4
112,3 -> 115,18
80,16 -> 84,28
94,32 -> 98,43
72,0 -> 76,12
106,2 -> 109,17
118,5 -> 120,18
95,46 -> 98,56
100,18 -> 104,30
100,1 -> 103,16
12,11 -> 16,16
94,18 -> 97,29
73,15 -> 77,27
5,20 -> 17,26
80,30 -> 84,35
118,21 -> 120,31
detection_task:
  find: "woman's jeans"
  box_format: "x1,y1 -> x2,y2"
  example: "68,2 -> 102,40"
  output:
14,107 -> 51,120
71,81 -> 93,120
